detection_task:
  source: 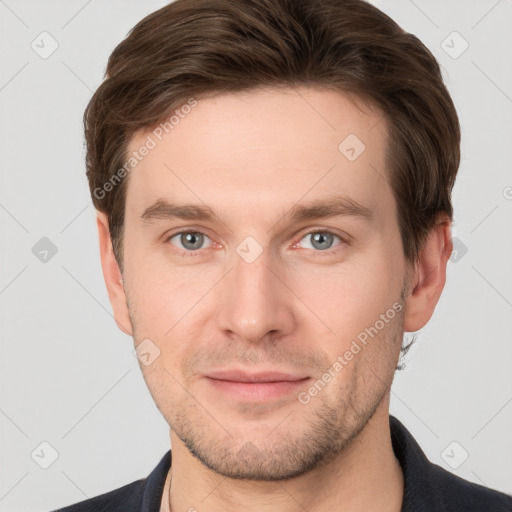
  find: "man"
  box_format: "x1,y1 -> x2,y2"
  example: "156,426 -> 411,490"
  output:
53,0 -> 512,510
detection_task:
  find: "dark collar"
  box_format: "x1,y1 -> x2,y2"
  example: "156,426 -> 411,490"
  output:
390,414 -> 436,511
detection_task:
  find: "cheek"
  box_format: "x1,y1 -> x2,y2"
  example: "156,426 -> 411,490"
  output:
288,254 -> 404,364
126,265 -> 220,374
127,260 -> 207,330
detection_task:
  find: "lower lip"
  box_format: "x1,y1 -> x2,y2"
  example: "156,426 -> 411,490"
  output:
205,377 -> 310,401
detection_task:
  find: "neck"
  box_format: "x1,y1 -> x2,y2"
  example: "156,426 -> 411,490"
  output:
163,401 -> 404,512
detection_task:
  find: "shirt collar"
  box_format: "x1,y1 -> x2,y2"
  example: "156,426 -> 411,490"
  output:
390,415 -> 436,511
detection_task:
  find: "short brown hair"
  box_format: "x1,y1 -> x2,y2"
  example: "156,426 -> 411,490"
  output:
84,0 -> 460,273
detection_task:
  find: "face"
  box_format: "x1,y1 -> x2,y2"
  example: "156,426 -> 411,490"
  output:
116,87 -> 412,480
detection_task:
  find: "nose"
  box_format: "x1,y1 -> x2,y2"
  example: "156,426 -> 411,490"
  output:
216,244 -> 296,344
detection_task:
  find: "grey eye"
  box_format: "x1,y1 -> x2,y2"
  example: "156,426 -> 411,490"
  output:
299,232 -> 341,251
169,232 -> 211,251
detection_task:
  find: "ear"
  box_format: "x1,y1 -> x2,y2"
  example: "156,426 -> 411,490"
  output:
96,211 -> 133,336
403,215 -> 453,332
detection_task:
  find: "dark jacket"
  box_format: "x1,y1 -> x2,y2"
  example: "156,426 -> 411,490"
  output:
51,415 -> 512,511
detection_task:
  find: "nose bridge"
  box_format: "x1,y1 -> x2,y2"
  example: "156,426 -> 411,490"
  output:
217,239 -> 294,342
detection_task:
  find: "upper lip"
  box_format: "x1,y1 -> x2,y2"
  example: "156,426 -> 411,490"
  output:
205,369 -> 309,383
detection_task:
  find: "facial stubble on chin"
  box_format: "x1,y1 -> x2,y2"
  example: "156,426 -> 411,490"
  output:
161,310 -> 403,482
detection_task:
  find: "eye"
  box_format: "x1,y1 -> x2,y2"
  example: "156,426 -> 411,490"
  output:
165,229 -> 346,258
296,230 -> 344,254
166,230 -> 212,256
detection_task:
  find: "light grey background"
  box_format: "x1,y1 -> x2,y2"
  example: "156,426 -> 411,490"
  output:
1,1 -> 511,511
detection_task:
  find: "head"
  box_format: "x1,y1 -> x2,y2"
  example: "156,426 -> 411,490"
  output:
87,0 -> 459,480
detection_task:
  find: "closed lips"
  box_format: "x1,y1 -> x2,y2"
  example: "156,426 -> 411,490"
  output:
205,370 -> 310,383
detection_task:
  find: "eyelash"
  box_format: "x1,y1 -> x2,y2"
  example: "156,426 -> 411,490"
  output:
165,229 -> 347,258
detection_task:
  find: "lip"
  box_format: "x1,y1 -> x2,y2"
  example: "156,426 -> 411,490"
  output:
205,369 -> 309,383
204,369 -> 310,401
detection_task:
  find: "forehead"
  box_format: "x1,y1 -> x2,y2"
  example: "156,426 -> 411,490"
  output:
124,86 -> 392,222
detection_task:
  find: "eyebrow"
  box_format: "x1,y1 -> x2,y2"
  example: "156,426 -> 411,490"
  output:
140,195 -> 373,226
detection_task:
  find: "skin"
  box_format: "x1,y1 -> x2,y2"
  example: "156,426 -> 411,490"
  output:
97,86 -> 452,512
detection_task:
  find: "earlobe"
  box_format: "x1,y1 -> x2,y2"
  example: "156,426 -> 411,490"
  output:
96,212 -> 133,336
403,217 -> 453,333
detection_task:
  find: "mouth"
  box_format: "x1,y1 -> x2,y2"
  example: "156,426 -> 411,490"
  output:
203,369 -> 311,401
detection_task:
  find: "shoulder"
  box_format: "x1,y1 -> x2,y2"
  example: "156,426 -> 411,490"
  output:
50,479 -> 145,512
426,461 -> 512,511
389,415 -> 512,511
50,450 -> 171,512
